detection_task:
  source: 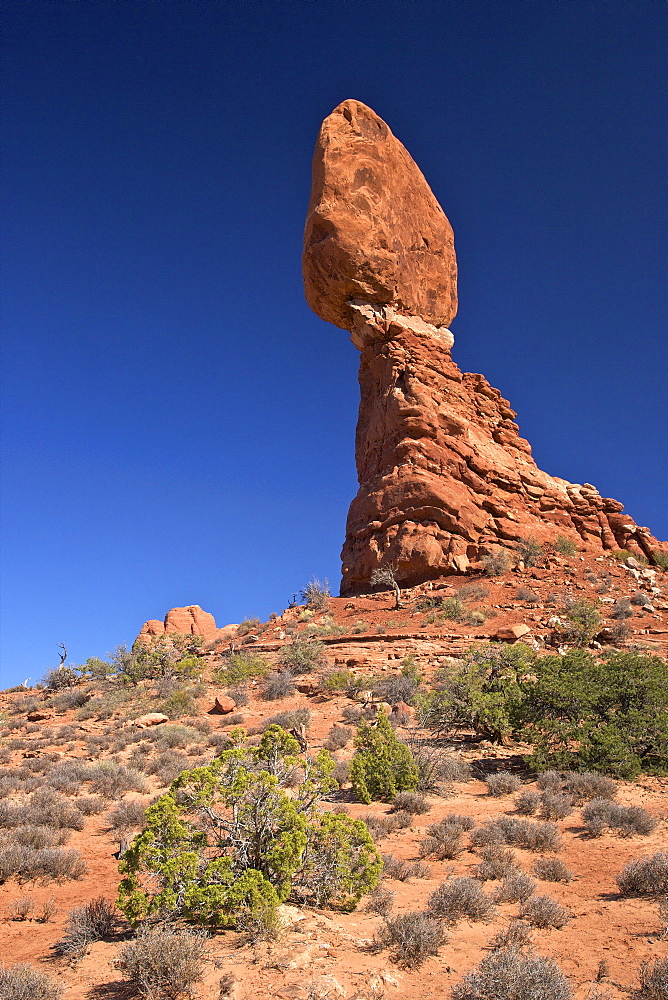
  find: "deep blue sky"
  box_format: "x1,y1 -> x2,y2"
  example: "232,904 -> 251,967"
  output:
2,1 -> 666,688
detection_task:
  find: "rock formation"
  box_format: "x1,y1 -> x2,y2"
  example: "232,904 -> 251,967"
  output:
303,99 -> 666,594
137,605 -> 222,643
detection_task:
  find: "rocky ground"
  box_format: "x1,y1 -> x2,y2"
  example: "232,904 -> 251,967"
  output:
1,550 -> 667,999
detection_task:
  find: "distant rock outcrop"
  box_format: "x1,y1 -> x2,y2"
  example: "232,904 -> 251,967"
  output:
137,605 -> 220,643
303,100 -> 666,593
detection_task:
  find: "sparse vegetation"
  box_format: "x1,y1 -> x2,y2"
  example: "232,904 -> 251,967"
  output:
301,577 -> 330,611
371,564 -> 402,609
277,636 -> 326,674
485,772 -> 522,796
55,897 -> 117,958
323,724 -> 352,750
377,912 -> 447,968
495,871 -> 536,903
616,853 -> 668,895
350,712 -> 419,804
470,817 -> 560,853
0,963 -> 63,1000
582,799 -> 657,837
533,857 -> 573,883
118,926 -> 208,999
516,790 -> 541,815
365,885 -> 395,916
474,845 -> 518,881
117,726 -> 380,926
483,550 -> 511,576
520,893 -> 572,928
554,535 -> 578,556
391,791 -> 430,815
427,877 -> 495,924
451,947 -> 572,1000
262,670 -> 295,700
517,537 -> 544,567
638,957 -> 668,1000
214,652 -> 269,686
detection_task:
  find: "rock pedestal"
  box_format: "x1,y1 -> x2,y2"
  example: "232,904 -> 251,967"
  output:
303,100 -> 666,593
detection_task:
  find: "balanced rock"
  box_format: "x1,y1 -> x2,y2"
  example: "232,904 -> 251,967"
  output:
303,101 -> 667,594
304,99 -> 457,333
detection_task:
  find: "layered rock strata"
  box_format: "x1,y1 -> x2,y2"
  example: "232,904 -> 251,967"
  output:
303,100 -> 666,594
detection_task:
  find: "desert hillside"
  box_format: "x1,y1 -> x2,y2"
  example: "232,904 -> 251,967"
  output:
1,545 -> 667,999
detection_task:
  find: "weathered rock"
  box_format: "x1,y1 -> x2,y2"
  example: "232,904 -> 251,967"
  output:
304,99 -> 457,332
137,605 -> 220,643
303,101 -> 668,594
494,623 -> 532,642
131,713 -> 169,728
210,695 -> 236,715
27,710 -> 53,722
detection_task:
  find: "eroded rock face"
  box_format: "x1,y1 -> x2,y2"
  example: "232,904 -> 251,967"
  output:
303,101 -> 667,594
303,99 -> 457,332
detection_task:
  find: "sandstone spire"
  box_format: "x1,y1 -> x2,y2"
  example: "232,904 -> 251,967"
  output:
303,100 -> 666,594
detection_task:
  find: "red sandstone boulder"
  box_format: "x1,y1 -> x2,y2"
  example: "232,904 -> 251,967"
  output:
210,695 -> 236,715
304,99 -> 457,332
494,624 -> 532,642
131,713 -> 169,729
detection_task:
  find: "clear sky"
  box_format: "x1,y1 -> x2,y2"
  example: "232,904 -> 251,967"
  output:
1,0 -> 666,688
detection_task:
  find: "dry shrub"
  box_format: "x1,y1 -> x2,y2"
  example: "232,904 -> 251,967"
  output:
427,877 -> 495,924
516,790 -> 541,815
323,724 -> 353,751
363,815 -> 400,842
36,898 -> 57,923
263,708 -> 311,732
12,825 -> 70,849
475,846 -> 518,881
562,772 -> 616,803
377,912 -> 447,968
519,894 -> 571,929
0,842 -> 87,883
118,926 -> 207,999
582,799 -> 657,837
381,854 -> 431,881
365,885 -> 395,916
76,795 -> 108,816
495,872 -> 536,903
391,791 -> 430,815
539,792 -> 573,821
485,773 -> 522,796
1,789 -> 85,831
55,897 -> 117,958
262,671 -> 295,701
107,799 -> 146,835
451,947 -> 572,1000
420,826 -> 464,861
332,760 -> 349,786
88,761 -> 148,798
536,771 -> 563,792
638,957 -> 668,1000
488,920 -> 533,951
533,858 -> 573,883
471,817 -> 560,853
0,963 -> 63,1000
616,853 -> 668,895
8,895 -> 34,920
